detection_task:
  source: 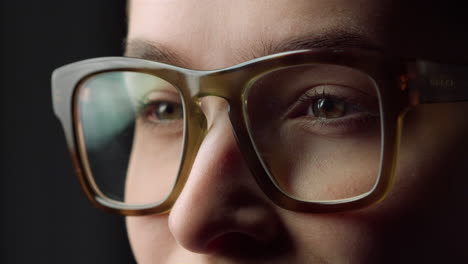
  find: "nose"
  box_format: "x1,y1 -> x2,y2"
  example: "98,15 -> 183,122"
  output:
167,97 -> 283,255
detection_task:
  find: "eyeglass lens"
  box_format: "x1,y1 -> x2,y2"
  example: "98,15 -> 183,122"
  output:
76,64 -> 383,206
246,64 -> 382,201
77,71 -> 185,206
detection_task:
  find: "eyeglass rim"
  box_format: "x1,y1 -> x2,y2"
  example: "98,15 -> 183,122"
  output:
51,48 -> 468,215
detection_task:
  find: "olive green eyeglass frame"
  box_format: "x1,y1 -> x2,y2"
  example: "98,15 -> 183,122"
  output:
52,48 -> 468,216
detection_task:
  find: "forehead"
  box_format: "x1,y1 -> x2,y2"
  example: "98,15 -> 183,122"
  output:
126,0 -> 466,69
127,0 -> 393,69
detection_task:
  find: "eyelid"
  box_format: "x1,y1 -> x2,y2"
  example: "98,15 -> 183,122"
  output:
137,90 -> 183,119
136,93 -> 184,133
141,90 -> 182,104
282,84 -> 379,119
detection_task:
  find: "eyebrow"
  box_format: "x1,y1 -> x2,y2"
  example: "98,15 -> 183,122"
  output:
125,30 -> 382,68
125,39 -> 186,66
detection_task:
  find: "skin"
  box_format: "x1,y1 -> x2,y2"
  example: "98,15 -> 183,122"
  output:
125,73 -> 184,204
124,0 -> 468,263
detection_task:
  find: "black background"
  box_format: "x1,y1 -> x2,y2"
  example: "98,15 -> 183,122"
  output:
3,1 -> 467,264
1,1 -> 137,263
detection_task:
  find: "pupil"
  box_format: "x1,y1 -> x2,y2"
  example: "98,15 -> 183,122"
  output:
314,98 -> 345,118
159,102 -> 173,114
156,102 -> 175,119
317,98 -> 334,113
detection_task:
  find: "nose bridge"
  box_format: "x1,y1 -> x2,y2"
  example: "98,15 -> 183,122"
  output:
168,84 -> 282,255
189,69 -> 247,102
183,69 -> 252,167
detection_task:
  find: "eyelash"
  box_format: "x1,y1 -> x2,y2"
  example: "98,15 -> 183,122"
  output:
284,87 -> 380,136
136,99 -> 184,133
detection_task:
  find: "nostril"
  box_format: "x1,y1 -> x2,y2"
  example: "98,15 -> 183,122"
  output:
203,227 -> 294,260
205,232 -> 274,259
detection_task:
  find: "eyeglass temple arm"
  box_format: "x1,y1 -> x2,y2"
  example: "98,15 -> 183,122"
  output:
405,61 -> 468,105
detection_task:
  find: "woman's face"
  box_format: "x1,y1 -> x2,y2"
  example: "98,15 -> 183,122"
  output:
125,0 -> 468,263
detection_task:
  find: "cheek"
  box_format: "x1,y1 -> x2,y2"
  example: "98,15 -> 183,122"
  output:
281,211 -> 379,263
125,122 -> 183,204
357,103 -> 468,260
126,215 -> 175,264
393,103 -> 468,203
280,104 -> 468,263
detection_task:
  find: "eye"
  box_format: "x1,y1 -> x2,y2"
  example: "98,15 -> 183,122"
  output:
309,97 -> 346,119
145,100 -> 183,123
283,86 -> 380,135
294,88 -> 375,121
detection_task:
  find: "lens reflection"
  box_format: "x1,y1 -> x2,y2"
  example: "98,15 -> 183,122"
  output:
77,71 -> 184,206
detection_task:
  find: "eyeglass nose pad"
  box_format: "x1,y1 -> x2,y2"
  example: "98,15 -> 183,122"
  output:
183,96 -> 231,162
184,99 -> 208,155
192,99 -> 208,132
170,100 -> 208,201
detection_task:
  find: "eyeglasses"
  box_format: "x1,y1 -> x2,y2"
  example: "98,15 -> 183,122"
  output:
52,49 -> 468,215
